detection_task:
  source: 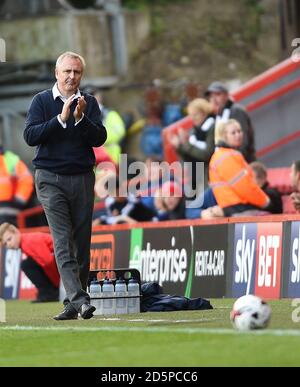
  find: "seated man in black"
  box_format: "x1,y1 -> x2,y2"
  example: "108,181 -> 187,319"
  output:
250,161 -> 283,214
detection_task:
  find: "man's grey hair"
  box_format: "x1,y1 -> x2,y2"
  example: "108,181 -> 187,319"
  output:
56,51 -> 86,69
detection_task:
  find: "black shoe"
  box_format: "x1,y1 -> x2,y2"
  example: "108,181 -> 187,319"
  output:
53,305 -> 78,321
79,303 -> 96,320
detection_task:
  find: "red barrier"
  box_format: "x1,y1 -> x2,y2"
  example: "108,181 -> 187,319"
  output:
17,205 -> 44,229
162,116 -> 193,164
91,213 -> 300,230
21,213 -> 300,234
246,78 -> 300,112
257,129 -> 300,158
232,58 -> 300,102
17,201 -> 105,229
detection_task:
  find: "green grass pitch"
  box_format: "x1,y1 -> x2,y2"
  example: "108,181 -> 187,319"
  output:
1,299 -> 300,366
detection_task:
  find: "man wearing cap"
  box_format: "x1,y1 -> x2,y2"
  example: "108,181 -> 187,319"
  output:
205,81 -> 256,163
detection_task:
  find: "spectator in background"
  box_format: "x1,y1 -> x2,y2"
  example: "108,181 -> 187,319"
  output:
93,176 -> 157,226
202,119 -> 269,219
290,160 -> 300,212
250,161 -> 283,214
140,86 -> 165,158
154,181 -> 186,221
0,223 -> 59,303
169,98 -> 215,189
136,156 -> 177,213
93,177 -> 185,225
93,90 -> 126,165
179,82 -> 203,114
161,91 -> 184,127
0,143 -> 34,226
185,187 -> 217,219
205,81 -> 256,163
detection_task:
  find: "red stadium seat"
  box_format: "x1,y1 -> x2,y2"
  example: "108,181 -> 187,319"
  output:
267,168 -> 292,195
282,194 -> 297,214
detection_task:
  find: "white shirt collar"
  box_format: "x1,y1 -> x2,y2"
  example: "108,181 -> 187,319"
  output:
52,83 -> 81,102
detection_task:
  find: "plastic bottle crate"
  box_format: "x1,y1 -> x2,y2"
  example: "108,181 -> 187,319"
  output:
88,268 -> 141,316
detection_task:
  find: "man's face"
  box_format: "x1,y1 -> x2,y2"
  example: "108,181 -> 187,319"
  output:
163,196 -> 181,211
291,164 -> 300,190
208,91 -> 229,114
55,56 -> 83,97
2,230 -> 21,250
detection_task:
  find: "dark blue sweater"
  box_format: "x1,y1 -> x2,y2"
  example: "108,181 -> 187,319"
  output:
24,89 -> 107,174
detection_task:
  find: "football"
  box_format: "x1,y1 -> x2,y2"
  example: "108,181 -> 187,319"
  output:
230,295 -> 271,331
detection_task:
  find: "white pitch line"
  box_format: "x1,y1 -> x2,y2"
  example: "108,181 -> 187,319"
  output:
94,317 -> 221,323
1,325 -> 300,336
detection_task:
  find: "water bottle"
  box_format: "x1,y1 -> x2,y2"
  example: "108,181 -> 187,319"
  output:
89,280 -> 102,316
127,278 -> 140,314
102,278 -> 115,315
115,278 -> 128,315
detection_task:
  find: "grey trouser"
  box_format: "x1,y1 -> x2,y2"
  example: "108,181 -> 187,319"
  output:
35,169 -> 95,311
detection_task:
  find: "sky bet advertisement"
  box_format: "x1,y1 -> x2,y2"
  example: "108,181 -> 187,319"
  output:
232,223 -> 283,299
287,222 -> 300,297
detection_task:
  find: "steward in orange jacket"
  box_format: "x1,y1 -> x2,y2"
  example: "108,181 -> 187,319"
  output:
209,145 -> 269,215
0,148 -> 34,225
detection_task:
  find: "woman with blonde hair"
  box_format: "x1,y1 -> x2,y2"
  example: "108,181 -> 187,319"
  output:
169,98 -> 215,189
201,119 -> 270,218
